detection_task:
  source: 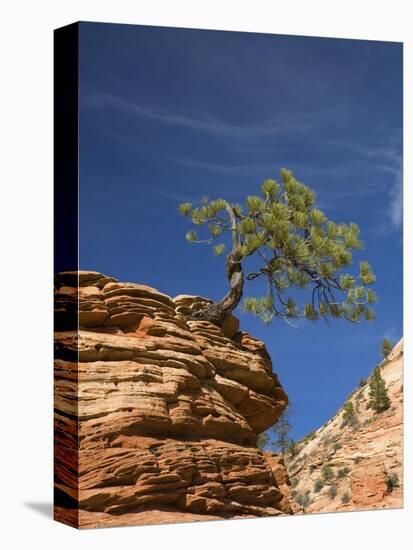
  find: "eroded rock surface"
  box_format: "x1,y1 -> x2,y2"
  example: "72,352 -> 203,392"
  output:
285,339 -> 403,514
54,271 -> 292,528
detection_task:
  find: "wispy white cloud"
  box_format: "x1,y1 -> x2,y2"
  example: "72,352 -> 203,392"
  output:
327,137 -> 403,231
175,156 -> 394,214
176,158 -> 360,178
84,93 -> 317,138
176,158 -> 277,175
375,163 -> 403,230
390,179 -> 403,230
83,93 -> 402,230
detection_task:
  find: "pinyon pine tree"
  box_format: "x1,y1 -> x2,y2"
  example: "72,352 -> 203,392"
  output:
381,338 -> 393,360
342,400 -> 357,427
273,405 -> 293,455
255,404 -> 293,453
369,367 -> 390,412
179,168 -> 377,325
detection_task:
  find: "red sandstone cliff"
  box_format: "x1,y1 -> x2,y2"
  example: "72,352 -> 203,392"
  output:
54,271 -> 295,528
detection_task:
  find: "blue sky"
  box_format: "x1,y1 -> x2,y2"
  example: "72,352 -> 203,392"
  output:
78,22 -> 402,443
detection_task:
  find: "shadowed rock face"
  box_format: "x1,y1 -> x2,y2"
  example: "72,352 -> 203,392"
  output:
54,271 -> 293,528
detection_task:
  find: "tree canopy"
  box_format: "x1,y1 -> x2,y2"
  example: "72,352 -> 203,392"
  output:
179,168 -> 377,325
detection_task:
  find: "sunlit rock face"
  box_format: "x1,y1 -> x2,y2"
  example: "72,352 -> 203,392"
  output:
284,339 -> 403,514
54,271 -> 293,528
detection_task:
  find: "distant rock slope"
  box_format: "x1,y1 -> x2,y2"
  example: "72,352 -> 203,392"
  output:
285,339 -> 403,513
54,271 -> 294,528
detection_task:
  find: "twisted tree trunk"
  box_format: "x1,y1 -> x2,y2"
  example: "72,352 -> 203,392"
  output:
189,202 -> 244,325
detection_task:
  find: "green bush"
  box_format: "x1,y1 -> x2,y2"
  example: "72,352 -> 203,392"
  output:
386,472 -> 400,492
342,401 -> 357,427
295,490 -> 311,510
321,464 -> 334,481
337,467 -> 350,479
314,479 -> 324,493
359,378 -> 367,387
327,484 -> 338,500
291,477 -> 298,488
333,442 -> 342,452
341,491 -> 351,504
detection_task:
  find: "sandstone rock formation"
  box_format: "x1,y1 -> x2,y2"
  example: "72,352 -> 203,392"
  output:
54,271 -> 294,528
285,339 -> 403,513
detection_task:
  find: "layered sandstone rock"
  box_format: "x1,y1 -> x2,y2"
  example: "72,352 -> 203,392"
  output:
54,271 -> 293,528
285,339 -> 403,513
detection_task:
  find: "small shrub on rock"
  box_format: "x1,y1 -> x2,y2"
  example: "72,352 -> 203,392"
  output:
337,467 -> 350,479
386,472 -> 400,492
314,479 -> 324,493
327,484 -> 338,500
295,490 -> 311,510
341,491 -> 351,504
321,464 -> 334,481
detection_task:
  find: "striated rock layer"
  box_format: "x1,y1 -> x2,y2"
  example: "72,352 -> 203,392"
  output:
54,271 -> 293,528
285,339 -> 403,514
